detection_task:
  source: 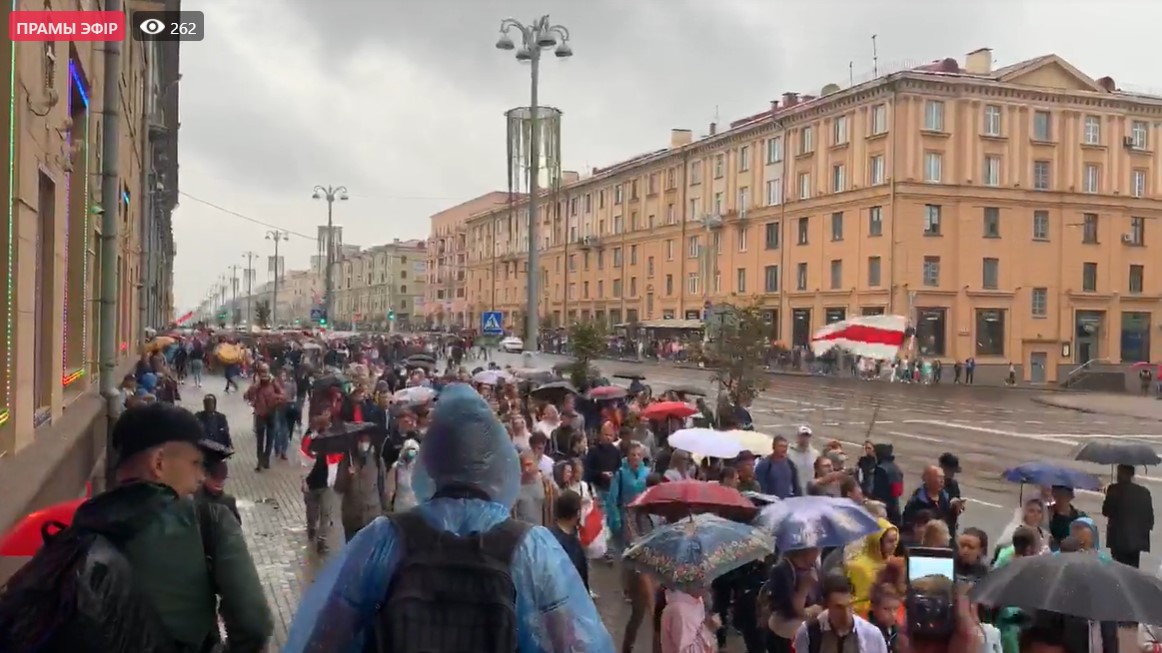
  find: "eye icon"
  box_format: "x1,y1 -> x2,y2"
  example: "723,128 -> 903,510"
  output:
139,18 -> 165,35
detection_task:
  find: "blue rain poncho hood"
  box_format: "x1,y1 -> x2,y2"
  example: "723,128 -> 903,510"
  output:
284,383 -> 614,653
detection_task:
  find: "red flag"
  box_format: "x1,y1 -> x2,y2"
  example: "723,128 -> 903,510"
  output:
578,502 -> 605,547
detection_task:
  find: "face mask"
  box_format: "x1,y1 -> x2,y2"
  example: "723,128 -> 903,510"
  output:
402,449 -> 417,461
358,442 -> 371,453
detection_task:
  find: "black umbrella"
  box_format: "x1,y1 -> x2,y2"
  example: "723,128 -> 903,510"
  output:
552,361 -> 599,377
308,421 -> 388,455
613,372 -> 646,381
198,439 -> 235,463
669,384 -> 707,396
1074,441 -> 1162,466
530,380 -> 578,402
405,360 -> 437,372
970,552 -> 1162,624
311,374 -> 346,392
406,353 -> 436,364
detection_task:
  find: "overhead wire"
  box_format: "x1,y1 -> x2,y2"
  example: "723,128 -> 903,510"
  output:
177,191 -> 318,241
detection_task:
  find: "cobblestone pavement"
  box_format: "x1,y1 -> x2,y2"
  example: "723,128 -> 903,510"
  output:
1033,392 -> 1162,421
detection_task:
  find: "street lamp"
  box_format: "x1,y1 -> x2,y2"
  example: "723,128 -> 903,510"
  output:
313,184 -> 349,324
265,230 -> 289,326
495,15 -> 572,350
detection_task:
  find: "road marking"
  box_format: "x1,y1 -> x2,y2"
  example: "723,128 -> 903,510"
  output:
886,430 -> 948,445
1025,420 -> 1044,425
969,498 -> 1006,508
900,420 -> 1080,446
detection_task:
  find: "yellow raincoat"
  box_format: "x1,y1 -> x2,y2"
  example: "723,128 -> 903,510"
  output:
844,518 -> 898,615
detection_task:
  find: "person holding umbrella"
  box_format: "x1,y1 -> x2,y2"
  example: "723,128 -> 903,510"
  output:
1102,464 -> 1155,568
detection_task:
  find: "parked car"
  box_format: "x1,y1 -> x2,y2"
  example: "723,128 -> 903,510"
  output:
500,336 -> 524,353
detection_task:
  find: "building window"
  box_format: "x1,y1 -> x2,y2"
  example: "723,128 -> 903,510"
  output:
738,146 -> 750,172
686,273 -> 699,295
1083,115 -> 1101,145
867,256 -> 881,287
1033,110 -> 1052,141
1082,262 -> 1098,292
756,266 -> 776,294
688,198 -> 699,220
922,256 -> 941,287
830,212 -> 844,241
714,154 -> 725,179
1132,169 -> 1147,198
1130,216 -> 1145,246
1031,287 -> 1048,318
983,156 -> 1001,187
1033,210 -> 1050,240
798,172 -> 811,199
792,309 -> 812,347
736,268 -> 747,293
713,192 -> 724,214
833,115 -> 849,145
829,259 -> 842,289
1033,160 -> 1051,190
1120,311 -> 1152,363
870,103 -> 887,135
646,256 -> 654,277
924,152 -> 942,182
1082,213 -> 1099,243
868,206 -> 883,236
665,274 -> 673,295
916,308 -> 947,356
982,257 -> 999,289
924,100 -> 944,131
1128,264 -> 1145,294
664,239 -> 673,260
666,203 -> 676,224
832,164 -> 846,192
983,207 -> 1000,238
975,309 -> 1006,356
689,162 -> 702,185
766,136 -> 783,163
796,262 -> 808,290
614,185 -> 623,204
924,204 -> 942,236
983,105 -> 1002,136
869,155 -> 885,185
1083,164 -> 1100,193
800,126 -> 814,154
1131,120 -> 1149,150
688,235 -> 699,258
766,179 -> 783,206
764,221 -> 780,249
737,226 -> 748,252
797,217 -> 809,245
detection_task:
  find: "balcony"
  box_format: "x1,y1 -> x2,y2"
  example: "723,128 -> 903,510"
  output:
579,235 -> 603,250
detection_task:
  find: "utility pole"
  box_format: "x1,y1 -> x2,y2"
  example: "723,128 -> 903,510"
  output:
266,230 -> 288,326
228,264 -> 242,325
241,250 -> 257,325
312,184 -> 349,323
98,0 -> 124,486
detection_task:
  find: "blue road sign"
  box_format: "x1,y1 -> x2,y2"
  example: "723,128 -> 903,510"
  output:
481,311 -> 504,335
310,307 -> 324,321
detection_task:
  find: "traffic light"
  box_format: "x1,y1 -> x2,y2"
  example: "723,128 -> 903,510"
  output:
387,310 -> 395,321
319,316 -> 328,326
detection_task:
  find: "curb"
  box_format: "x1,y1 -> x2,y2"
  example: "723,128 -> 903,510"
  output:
1029,396 -> 1096,414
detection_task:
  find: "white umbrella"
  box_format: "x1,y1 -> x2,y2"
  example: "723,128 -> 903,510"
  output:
668,428 -> 743,460
473,369 -> 512,385
394,386 -> 435,404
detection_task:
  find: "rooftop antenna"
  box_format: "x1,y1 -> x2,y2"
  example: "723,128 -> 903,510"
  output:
872,34 -> 879,77
849,61 -> 854,86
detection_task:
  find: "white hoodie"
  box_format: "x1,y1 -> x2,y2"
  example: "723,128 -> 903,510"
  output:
386,439 -> 420,511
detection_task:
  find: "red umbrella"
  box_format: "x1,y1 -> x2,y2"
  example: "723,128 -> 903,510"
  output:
642,401 -> 698,421
0,497 -> 86,556
629,480 -> 759,522
587,386 -> 626,401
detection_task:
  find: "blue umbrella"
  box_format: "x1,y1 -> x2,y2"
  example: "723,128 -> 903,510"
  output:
1002,462 -> 1102,491
622,514 -> 773,590
757,496 -> 882,552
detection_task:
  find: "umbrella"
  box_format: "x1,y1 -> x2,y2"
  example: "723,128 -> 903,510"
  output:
0,498 -> 86,556
529,380 -> 578,402
1002,462 -> 1102,491
721,429 -> 774,456
407,353 -> 436,364
308,421 -> 387,455
1131,361 -> 1158,369
970,552 -> 1162,624
622,513 -> 773,590
629,480 -> 759,522
756,496 -> 881,552
613,373 -> 646,381
312,374 -> 346,392
741,491 -> 782,507
199,439 -> 235,462
512,368 -> 557,384
144,336 -> 177,353
472,369 -> 512,385
668,428 -> 742,460
587,386 -> 627,401
394,386 -> 436,404
1073,441 -> 1162,466
405,359 -> 437,372
668,384 -> 707,396
642,401 -> 698,421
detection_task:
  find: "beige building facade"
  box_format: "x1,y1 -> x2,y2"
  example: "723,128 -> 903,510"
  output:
331,239 -> 427,330
0,0 -> 171,456
466,50 -> 1162,384
424,191 -> 510,328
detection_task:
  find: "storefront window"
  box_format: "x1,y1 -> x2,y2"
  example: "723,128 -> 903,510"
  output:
975,309 -> 1006,356
792,308 -> 812,347
1120,312 -> 1152,363
861,306 -> 885,316
761,309 -> 781,341
915,307 -> 947,357
825,307 -> 846,324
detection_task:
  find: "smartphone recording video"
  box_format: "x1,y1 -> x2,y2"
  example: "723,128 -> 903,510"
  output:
906,548 -> 955,583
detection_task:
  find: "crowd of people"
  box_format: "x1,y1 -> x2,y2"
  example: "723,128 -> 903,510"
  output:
0,328 -> 1159,653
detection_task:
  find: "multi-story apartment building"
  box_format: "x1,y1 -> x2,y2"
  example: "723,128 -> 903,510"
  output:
331,239 -> 427,330
465,49 -> 1162,384
425,191 -> 510,328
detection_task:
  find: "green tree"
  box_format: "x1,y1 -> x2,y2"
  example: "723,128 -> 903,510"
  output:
699,298 -> 770,412
254,300 -> 271,328
566,320 -> 607,387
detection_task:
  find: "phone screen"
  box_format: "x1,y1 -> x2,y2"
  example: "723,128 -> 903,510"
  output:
907,555 -> 955,582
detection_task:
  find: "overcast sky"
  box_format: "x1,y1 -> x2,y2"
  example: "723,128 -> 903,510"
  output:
172,0 -> 1161,313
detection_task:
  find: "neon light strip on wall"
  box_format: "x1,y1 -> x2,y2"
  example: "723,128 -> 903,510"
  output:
3,0 -> 16,427
62,59 -> 89,387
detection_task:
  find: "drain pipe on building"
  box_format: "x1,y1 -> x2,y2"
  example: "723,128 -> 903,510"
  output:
97,0 -> 123,487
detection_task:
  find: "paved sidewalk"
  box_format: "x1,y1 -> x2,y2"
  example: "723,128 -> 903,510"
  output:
1032,392 -> 1162,421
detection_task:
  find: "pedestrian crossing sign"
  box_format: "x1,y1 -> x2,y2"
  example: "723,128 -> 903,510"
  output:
482,311 -> 504,335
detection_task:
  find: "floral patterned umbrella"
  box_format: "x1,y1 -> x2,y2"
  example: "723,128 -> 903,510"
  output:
622,513 -> 773,591
756,496 -> 881,552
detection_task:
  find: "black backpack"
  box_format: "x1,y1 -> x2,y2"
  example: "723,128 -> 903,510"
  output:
0,500 -> 219,653
369,510 -> 532,653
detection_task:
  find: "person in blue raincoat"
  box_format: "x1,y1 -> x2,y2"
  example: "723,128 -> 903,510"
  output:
284,383 -> 615,653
